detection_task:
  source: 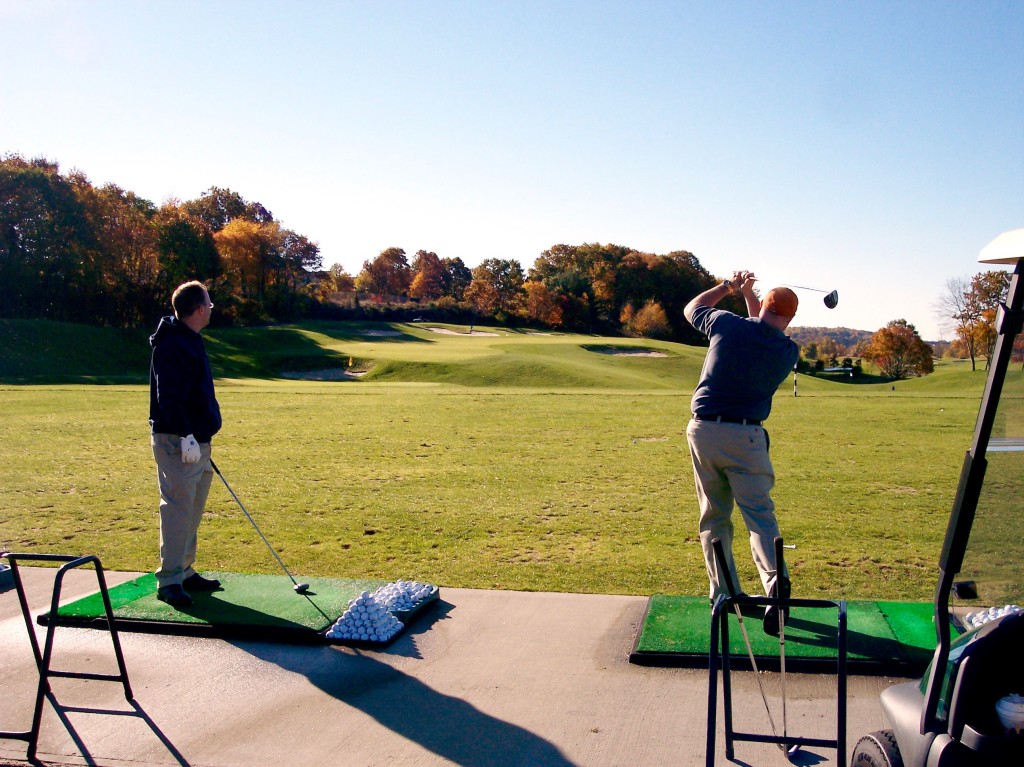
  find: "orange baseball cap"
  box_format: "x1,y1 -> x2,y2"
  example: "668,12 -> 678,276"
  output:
764,287 -> 798,317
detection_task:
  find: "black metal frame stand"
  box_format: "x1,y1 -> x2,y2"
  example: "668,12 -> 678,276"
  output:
705,538 -> 847,765
0,552 -> 134,761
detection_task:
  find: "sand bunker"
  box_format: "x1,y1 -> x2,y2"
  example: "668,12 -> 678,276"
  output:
425,327 -> 499,336
281,369 -> 367,381
589,347 -> 668,357
357,329 -> 403,337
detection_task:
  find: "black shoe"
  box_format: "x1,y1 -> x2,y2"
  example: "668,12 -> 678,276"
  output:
763,577 -> 791,636
183,572 -> 221,591
157,584 -> 193,609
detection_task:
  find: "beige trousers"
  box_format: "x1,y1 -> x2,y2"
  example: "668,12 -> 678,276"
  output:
152,433 -> 213,588
686,418 -> 786,601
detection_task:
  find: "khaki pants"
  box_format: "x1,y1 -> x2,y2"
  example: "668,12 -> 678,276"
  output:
686,418 -> 786,601
152,433 -> 213,588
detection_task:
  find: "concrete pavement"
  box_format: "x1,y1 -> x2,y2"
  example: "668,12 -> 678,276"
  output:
0,567 -> 905,766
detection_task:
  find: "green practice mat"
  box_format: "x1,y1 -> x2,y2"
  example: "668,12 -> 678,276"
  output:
630,595 -> 941,676
43,572 -> 437,644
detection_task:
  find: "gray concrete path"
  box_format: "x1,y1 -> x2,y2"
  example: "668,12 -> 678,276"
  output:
1,567 -> 904,766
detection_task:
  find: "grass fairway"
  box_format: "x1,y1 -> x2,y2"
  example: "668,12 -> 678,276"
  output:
2,319 -> 1018,600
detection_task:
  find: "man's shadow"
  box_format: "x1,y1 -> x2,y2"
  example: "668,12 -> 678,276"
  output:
236,601 -> 577,767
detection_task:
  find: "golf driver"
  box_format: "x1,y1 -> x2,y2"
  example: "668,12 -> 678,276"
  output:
210,460 -> 310,594
753,280 -> 839,309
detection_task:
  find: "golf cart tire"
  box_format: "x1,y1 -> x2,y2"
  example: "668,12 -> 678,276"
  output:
851,730 -> 904,767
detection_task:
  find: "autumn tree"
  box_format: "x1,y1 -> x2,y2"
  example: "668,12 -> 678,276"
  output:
440,256 -> 472,301
155,203 -> 221,294
971,271 -> 1011,367
465,258 -> 526,318
183,187 -> 273,232
530,243 -> 602,330
524,280 -> 563,327
937,271 -> 1011,371
327,263 -> 355,292
409,250 -> 445,300
1,154 -> 321,327
864,319 -> 935,379
817,336 -> 841,360
355,247 -> 411,299
937,276 -> 982,369
1,155 -> 94,321
215,219 -> 274,300
82,182 -> 162,324
623,300 -> 671,339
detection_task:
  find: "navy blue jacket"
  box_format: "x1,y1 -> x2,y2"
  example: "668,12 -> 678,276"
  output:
149,316 -> 222,442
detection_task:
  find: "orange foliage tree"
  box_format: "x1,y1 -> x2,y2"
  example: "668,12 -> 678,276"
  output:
864,319 -> 935,379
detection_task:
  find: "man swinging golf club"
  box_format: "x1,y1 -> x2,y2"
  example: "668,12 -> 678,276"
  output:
149,280 -> 223,608
684,271 -> 796,635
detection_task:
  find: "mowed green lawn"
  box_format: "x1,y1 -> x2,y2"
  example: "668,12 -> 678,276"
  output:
2,319 -> 1017,600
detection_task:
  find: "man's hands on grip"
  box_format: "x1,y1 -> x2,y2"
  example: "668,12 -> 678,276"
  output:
730,270 -> 757,294
180,434 -> 201,464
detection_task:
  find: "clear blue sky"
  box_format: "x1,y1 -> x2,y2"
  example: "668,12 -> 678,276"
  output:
2,1 -> 1021,339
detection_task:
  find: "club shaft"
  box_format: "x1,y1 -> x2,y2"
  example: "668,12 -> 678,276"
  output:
781,283 -> 828,293
751,279 -> 829,293
211,461 -> 300,586
775,536 -> 788,749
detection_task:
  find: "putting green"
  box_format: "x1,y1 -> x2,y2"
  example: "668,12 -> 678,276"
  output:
630,595 -> 944,675
45,571 -> 434,644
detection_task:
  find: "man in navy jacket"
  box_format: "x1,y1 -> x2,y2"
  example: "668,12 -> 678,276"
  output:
149,281 -> 222,608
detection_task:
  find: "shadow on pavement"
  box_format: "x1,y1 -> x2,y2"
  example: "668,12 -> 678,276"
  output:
238,601 -> 578,767
32,694 -> 191,767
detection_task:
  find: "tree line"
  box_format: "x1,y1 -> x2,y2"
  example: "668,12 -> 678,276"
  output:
1,154 -> 323,327
334,242 -> 722,344
3,154 -> 1017,374
1,154 -> 724,343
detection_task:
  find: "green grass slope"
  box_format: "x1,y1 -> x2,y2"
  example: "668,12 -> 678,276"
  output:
0,319 -> 152,383
2,318 -> 1021,599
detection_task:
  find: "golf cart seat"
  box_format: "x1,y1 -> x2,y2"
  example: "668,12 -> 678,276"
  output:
880,612 -> 1024,765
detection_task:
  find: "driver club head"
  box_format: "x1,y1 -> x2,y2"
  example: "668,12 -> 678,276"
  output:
751,279 -> 838,309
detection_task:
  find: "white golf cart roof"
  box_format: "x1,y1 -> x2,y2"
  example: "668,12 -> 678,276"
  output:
979,227 -> 1024,264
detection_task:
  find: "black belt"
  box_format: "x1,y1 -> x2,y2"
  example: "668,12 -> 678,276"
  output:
693,414 -> 762,426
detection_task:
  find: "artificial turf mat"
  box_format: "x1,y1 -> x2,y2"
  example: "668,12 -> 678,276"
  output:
629,595 -> 941,675
42,571 -> 438,645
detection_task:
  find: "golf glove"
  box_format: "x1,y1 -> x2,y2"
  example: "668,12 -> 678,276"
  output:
180,434 -> 202,464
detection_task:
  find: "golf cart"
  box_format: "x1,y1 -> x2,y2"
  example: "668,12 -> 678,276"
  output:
851,228 -> 1024,766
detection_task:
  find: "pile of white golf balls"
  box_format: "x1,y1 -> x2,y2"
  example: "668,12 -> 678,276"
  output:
326,591 -> 404,642
372,579 -> 435,612
964,604 -> 1023,629
325,580 -> 436,643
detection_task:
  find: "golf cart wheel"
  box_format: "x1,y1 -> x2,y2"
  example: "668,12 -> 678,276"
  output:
851,730 -> 904,767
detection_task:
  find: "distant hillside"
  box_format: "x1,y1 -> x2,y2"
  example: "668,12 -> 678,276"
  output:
788,326 -> 873,351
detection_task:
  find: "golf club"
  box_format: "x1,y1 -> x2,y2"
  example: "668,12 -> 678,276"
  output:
752,280 -> 839,309
210,460 -> 310,594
